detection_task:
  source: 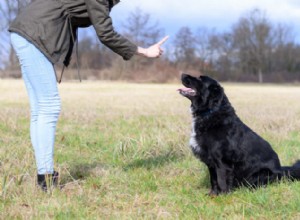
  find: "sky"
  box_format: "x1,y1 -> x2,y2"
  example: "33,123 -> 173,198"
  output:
108,0 -> 300,44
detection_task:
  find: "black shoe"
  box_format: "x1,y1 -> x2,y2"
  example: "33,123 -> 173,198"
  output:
37,171 -> 59,192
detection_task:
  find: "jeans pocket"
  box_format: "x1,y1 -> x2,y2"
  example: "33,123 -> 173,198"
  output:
10,33 -> 30,51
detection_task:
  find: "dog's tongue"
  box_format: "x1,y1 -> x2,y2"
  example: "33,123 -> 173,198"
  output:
177,88 -> 194,92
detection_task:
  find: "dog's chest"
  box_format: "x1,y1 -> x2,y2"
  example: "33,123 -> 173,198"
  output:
189,117 -> 202,154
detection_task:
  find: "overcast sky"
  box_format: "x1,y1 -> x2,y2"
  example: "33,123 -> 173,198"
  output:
108,0 -> 300,43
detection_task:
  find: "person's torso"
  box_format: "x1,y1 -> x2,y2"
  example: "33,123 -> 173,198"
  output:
9,0 -> 93,64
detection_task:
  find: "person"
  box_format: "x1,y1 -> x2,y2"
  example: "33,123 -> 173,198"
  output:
9,0 -> 168,191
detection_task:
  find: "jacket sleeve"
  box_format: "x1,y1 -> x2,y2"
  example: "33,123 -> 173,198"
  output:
84,0 -> 137,60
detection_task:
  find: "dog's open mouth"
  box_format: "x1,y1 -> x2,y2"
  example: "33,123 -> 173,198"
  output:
178,87 -> 196,96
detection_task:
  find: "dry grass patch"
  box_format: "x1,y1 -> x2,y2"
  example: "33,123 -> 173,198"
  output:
1,79 -> 300,219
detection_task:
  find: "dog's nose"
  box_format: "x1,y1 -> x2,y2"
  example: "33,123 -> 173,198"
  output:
181,73 -> 189,80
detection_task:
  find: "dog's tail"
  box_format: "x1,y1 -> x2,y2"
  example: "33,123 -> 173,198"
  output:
281,160 -> 300,180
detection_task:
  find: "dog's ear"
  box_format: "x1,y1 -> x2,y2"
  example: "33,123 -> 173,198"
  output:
208,85 -> 224,109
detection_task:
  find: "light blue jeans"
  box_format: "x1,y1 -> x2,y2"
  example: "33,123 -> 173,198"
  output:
10,33 -> 61,174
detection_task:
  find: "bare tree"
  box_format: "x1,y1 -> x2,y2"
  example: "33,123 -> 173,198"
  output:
173,26 -> 197,69
270,24 -> 298,73
195,27 -> 222,73
0,0 -> 32,72
232,9 -> 273,83
194,27 -> 211,72
210,32 -> 237,79
122,8 -> 163,46
122,8 -> 164,71
0,0 -> 17,70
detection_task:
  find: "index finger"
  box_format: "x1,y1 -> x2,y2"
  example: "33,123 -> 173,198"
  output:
157,36 -> 169,46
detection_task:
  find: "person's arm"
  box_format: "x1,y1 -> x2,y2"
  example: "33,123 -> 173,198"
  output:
85,0 -> 168,59
85,0 -> 137,60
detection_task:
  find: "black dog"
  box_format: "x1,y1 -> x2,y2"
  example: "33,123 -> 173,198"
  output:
178,73 -> 300,195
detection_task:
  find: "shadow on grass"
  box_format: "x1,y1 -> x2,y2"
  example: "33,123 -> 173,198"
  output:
60,162 -> 108,185
123,151 -> 185,171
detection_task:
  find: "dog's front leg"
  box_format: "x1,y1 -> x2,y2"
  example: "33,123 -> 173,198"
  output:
227,169 -> 234,191
216,166 -> 235,193
216,168 -> 229,193
208,167 -> 219,196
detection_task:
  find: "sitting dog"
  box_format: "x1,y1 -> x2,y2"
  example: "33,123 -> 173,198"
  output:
178,73 -> 300,195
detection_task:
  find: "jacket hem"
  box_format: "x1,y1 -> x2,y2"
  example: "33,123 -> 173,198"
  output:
8,28 -> 59,64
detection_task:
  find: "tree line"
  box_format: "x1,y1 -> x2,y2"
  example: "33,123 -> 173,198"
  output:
1,1 -> 300,83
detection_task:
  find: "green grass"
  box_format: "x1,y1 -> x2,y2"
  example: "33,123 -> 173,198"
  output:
1,79 -> 300,219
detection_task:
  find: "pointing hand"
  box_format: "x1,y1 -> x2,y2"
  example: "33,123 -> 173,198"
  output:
137,36 -> 169,58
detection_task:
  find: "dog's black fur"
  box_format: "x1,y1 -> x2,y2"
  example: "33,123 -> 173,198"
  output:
179,73 -> 300,195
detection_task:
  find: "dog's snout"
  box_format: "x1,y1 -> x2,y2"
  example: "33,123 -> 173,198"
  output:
181,73 -> 188,81
181,73 -> 192,86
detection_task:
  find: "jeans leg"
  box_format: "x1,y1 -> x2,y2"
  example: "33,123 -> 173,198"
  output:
10,33 -> 61,174
22,67 -> 39,154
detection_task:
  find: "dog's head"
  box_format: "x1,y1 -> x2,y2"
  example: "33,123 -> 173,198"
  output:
178,74 -> 227,114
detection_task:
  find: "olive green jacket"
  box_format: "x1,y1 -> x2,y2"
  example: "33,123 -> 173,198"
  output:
9,0 -> 137,67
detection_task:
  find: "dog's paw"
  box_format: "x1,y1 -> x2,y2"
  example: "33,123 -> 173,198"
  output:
208,189 -> 219,197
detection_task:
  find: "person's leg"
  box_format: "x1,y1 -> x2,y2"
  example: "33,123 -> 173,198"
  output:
10,33 -> 61,175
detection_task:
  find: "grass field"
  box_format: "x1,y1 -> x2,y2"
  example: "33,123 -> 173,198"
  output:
1,79 -> 300,219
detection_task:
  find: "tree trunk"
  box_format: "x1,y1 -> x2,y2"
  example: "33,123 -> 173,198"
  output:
258,68 -> 263,83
